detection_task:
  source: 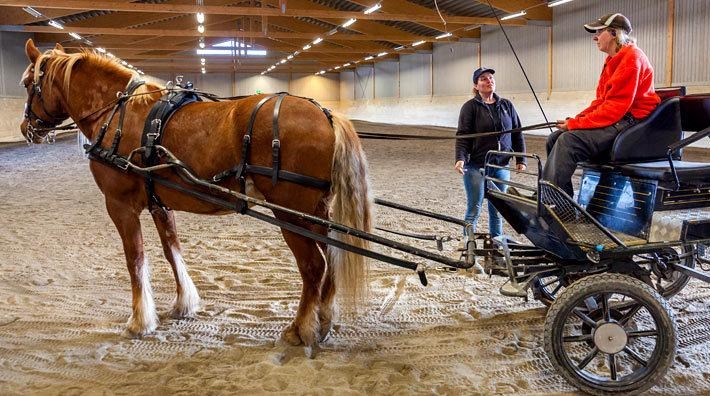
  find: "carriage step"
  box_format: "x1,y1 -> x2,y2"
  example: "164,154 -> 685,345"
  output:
499,280 -> 528,298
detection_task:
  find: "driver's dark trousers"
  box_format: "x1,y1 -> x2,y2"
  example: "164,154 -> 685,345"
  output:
542,115 -> 637,197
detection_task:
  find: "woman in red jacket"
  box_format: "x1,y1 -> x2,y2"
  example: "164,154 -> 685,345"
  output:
542,13 -> 660,197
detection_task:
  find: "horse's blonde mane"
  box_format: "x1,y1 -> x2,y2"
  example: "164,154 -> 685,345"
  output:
34,48 -> 160,106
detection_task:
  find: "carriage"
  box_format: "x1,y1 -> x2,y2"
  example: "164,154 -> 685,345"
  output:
19,40 -> 710,395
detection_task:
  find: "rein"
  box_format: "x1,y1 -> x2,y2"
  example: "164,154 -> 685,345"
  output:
356,122 -> 558,140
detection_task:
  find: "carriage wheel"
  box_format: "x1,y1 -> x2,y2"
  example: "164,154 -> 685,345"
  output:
531,270 -> 570,306
544,273 -> 677,395
646,245 -> 695,298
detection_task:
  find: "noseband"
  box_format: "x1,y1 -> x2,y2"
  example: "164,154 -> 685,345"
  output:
24,59 -> 70,143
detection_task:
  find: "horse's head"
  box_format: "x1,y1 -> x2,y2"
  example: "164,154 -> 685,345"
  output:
20,39 -> 71,144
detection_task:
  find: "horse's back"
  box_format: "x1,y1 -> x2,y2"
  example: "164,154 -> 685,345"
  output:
154,94 -> 336,212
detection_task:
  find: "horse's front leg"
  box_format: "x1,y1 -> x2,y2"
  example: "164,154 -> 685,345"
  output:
150,206 -> 200,318
105,197 -> 159,337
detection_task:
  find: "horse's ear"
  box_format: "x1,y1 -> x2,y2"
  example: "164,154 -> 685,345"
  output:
54,43 -> 65,53
25,39 -> 40,63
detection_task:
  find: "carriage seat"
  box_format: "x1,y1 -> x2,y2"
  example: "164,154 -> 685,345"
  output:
609,86 -> 690,163
616,94 -> 710,188
616,160 -> 710,188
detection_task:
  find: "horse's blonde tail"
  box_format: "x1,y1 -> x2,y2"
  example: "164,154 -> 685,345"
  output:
327,113 -> 372,311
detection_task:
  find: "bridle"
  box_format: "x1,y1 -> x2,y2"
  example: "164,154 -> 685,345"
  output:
23,58 -> 71,144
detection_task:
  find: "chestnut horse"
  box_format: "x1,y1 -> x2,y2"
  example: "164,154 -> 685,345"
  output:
20,39 -> 371,356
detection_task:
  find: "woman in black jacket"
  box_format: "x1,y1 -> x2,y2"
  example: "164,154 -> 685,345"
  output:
454,67 -> 527,237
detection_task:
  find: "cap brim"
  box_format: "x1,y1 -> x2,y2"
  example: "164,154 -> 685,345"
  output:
584,23 -> 605,33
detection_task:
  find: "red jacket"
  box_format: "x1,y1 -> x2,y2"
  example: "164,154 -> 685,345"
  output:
567,43 -> 660,130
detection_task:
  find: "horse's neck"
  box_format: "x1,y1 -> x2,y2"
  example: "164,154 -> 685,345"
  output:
67,68 -> 134,142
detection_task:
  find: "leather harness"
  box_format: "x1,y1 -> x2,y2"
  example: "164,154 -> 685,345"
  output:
85,81 -> 333,214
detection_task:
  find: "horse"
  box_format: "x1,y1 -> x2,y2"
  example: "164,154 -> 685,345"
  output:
19,39 -> 372,357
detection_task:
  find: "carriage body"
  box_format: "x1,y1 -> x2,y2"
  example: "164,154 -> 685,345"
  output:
473,89 -> 710,395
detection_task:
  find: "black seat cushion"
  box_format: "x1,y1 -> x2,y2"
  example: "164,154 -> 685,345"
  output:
618,160 -> 710,186
610,98 -> 682,163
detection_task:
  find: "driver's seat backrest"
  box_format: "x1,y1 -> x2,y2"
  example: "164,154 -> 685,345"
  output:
609,97 -> 682,163
656,86 -> 686,102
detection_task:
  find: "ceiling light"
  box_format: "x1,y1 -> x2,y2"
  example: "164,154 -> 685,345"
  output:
412,40 -> 425,47
83,39 -> 93,45
342,18 -> 356,28
435,32 -> 452,39
334,66 -> 341,69
319,70 -> 325,74
364,55 -> 374,61
199,41 -> 205,49
548,0 -> 574,6
197,25 -> 205,33
68,32 -> 82,40
48,20 -> 64,30
261,71 -> 266,75
106,52 -> 115,58
363,4 -> 381,14
312,37 -> 323,45
377,52 -> 387,57
200,58 -> 205,64
96,47 -> 106,53
23,6 -> 43,18
326,28 -> 338,36
500,10 -> 526,20
280,59 -> 287,64
287,55 -> 293,60
293,51 -> 300,56
201,68 -> 206,74
121,60 -> 128,66
303,44 -> 311,50
343,63 -> 350,67
394,45 -> 405,51
196,12 -> 205,23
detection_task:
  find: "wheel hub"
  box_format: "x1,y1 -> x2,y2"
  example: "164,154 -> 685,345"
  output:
593,322 -> 628,354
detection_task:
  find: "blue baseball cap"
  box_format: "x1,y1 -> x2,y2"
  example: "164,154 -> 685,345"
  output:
473,67 -> 495,83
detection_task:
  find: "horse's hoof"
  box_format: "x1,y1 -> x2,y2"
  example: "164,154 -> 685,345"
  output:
169,307 -> 195,319
318,322 -> 333,343
304,345 -> 315,359
281,325 -> 302,346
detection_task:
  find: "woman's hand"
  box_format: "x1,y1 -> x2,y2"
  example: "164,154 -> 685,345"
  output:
556,119 -> 569,131
454,160 -> 465,175
516,163 -> 527,172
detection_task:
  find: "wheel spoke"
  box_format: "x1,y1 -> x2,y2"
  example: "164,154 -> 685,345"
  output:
572,307 -> 598,327
618,304 -> 642,326
563,333 -> 593,343
628,329 -> 658,338
622,346 -> 649,367
607,353 -> 618,381
600,292 -> 610,321
577,346 -> 599,370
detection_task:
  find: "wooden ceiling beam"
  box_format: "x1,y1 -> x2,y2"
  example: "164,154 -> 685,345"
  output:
473,0 -> 551,21
1,25 -> 430,41
0,1 -> 525,25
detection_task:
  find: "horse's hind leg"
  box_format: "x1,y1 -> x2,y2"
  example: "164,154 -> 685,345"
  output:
150,206 -> 200,318
105,198 -> 159,337
278,218 -> 327,357
317,239 -> 336,342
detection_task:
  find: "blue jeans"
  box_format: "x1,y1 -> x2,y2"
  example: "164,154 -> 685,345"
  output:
463,165 -> 510,237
